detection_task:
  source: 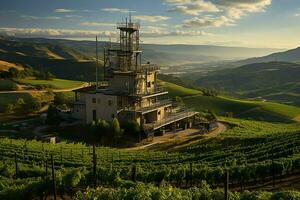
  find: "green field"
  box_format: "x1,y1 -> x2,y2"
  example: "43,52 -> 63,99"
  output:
15,78 -> 84,90
160,81 -> 202,97
184,94 -> 300,122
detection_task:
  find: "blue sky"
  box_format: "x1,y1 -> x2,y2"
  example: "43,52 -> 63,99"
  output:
0,0 -> 300,48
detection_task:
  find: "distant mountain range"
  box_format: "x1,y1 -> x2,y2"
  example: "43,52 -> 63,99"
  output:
236,47 -> 300,66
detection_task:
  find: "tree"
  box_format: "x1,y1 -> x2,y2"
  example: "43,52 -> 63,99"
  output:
111,118 -> 123,146
8,67 -> 19,78
22,97 -> 41,114
175,96 -> 185,108
53,93 -> 68,106
46,104 -> 61,128
45,72 -> 55,80
5,104 -> 14,114
15,98 -> 26,114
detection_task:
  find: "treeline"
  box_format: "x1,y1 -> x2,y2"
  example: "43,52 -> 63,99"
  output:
0,65 -> 55,80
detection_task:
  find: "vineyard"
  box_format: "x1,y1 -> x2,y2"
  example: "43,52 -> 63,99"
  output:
0,118 -> 300,199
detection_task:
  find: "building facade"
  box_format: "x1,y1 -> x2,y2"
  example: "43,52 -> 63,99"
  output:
72,19 -> 197,136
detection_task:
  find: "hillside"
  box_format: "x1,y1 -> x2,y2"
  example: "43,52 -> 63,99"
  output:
195,62 -> 300,106
163,81 -> 300,123
236,47 -> 300,66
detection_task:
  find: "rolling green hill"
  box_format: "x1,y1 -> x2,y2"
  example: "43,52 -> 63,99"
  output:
163,81 -> 300,123
195,62 -> 300,106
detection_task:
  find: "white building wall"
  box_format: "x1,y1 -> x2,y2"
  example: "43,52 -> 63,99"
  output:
85,93 -> 118,123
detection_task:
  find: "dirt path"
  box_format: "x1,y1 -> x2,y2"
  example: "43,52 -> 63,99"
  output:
293,115 -> 300,122
128,122 -> 230,151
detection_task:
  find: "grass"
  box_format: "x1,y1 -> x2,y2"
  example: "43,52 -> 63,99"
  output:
160,81 -> 202,97
0,79 -> 19,91
220,117 -> 300,138
184,94 -> 300,122
15,78 -> 84,90
160,81 -> 300,123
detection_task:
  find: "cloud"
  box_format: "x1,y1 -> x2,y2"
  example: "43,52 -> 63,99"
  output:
101,8 -> 134,13
0,27 -> 211,39
21,15 -> 61,20
164,0 -> 272,28
80,22 -> 115,27
133,15 -> 170,22
54,8 -> 76,13
64,15 -> 82,18
183,16 -> 234,28
167,0 -> 220,16
0,27 -> 117,38
217,0 -> 272,19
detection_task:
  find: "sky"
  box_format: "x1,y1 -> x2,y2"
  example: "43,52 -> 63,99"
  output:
0,0 -> 300,48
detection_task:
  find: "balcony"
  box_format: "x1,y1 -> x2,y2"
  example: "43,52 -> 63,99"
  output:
124,99 -> 172,114
117,22 -> 140,30
143,109 -> 198,131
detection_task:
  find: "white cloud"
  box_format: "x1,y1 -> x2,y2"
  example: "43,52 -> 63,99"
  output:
101,8 -> 134,13
64,15 -> 82,18
80,22 -> 115,27
133,15 -> 170,22
164,0 -> 272,28
168,0 -> 220,16
0,27 -> 211,39
21,15 -> 61,20
183,16 -> 234,28
54,8 -> 76,13
0,27 -> 117,38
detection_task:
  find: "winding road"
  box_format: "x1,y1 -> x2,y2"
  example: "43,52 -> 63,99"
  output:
128,122 -> 230,151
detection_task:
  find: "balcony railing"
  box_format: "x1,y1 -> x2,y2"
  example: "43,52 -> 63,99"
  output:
117,22 -> 140,30
124,99 -> 172,113
143,109 -> 198,131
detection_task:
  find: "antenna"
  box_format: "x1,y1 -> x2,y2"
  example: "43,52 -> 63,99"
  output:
96,36 -> 98,90
129,10 -> 132,24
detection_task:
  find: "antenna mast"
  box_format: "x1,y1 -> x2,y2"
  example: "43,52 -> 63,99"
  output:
96,36 -> 99,90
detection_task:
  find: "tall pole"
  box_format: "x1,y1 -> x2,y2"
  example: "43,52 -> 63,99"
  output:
96,36 -> 99,90
51,154 -> 57,200
224,171 -> 229,200
14,152 -> 18,178
93,144 -> 97,187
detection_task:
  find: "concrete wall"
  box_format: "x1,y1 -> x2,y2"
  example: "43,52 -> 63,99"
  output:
85,93 -> 118,123
108,74 -> 136,94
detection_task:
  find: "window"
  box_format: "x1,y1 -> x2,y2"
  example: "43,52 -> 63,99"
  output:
108,100 -> 113,106
147,82 -> 151,87
97,98 -> 101,104
92,110 -> 97,121
92,98 -> 96,104
158,111 -> 161,115
152,81 -> 155,85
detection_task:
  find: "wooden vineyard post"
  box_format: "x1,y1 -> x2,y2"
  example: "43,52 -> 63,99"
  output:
14,152 -> 18,178
131,165 -> 136,182
51,154 -> 57,200
60,146 -> 63,164
92,144 -> 97,187
224,171 -> 229,200
45,158 -> 48,176
272,144 -> 275,188
189,162 -> 193,186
